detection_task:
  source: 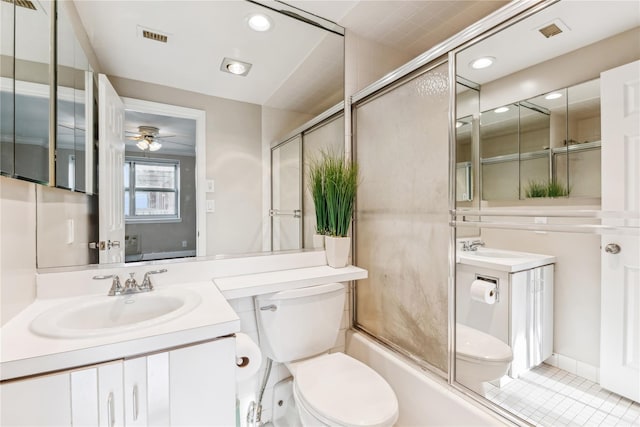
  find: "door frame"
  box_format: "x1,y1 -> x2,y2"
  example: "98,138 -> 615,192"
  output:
121,97 -> 207,257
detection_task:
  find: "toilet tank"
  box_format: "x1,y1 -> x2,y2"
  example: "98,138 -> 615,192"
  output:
255,283 -> 345,363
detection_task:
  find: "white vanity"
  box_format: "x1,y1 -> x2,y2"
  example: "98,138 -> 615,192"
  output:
456,247 -> 556,379
0,252 -> 367,426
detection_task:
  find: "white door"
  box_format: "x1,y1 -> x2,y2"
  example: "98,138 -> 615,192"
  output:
98,74 -> 125,264
600,60 -> 640,402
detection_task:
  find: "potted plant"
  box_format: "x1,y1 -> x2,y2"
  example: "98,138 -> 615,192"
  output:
525,180 -> 570,198
308,158 -> 328,248
323,153 -> 358,268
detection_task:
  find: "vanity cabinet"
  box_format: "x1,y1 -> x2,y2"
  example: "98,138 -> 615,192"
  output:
457,263 -> 554,379
0,338 -> 236,426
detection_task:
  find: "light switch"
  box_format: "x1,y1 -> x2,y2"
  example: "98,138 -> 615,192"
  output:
206,179 -> 215,193
206,200 -> 215,213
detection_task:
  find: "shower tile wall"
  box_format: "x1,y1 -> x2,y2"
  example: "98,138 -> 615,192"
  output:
354,62 -> 451,373
228,285 -> 350,424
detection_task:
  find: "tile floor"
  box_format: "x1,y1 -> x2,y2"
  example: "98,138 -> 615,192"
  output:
486,364 -> 640,426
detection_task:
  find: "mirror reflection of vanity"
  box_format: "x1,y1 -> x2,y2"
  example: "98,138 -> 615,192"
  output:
8,0 -> 345,269
453,0 -> 639,424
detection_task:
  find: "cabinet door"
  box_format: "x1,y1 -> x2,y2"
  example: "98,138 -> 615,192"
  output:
98,361 -> 125,427
124,357 -> 148,427
1,372 -> 72,426
71,367 -> 99,426
169,338 -> 236,426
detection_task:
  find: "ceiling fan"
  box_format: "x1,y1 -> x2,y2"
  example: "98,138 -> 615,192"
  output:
126,126 -> 174,152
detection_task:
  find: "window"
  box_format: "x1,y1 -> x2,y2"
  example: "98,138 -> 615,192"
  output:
124,158 -> 180,222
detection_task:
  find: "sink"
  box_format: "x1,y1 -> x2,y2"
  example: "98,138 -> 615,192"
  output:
464,249 -> 531,259
30,288 -> 202,339
457,247 -> 556,273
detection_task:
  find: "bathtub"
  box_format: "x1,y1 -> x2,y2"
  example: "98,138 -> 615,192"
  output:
345,331 -> 510,426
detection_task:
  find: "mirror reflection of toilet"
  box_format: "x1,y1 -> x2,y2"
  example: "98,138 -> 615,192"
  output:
456,323 -> 513,396
256,283 -> 399,427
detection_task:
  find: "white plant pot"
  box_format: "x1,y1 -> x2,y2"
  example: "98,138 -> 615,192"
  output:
313,233 -> 325,249
325,236 -> 351,268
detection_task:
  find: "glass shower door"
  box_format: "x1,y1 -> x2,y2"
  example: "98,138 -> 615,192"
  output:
271,136 -> 302,251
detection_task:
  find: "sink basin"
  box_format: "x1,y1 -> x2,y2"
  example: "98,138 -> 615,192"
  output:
30,288 -> 202,339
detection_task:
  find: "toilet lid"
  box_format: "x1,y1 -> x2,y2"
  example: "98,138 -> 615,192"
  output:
294,353 -> 399,427
456,323 -> 513,363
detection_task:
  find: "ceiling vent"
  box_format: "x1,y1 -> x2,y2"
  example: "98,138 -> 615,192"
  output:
2,0 -> 37,10
536,19 -> 570,39
137,26 -> 169,43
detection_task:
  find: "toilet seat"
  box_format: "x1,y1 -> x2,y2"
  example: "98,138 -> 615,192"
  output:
456,323 -> 512,363
293,353 -> 399,427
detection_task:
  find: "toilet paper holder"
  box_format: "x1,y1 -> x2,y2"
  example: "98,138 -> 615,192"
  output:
475,274 -> 500,302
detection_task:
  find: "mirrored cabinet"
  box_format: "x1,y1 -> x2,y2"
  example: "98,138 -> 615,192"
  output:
0,0 -> 95,191
1,0 -> 53,183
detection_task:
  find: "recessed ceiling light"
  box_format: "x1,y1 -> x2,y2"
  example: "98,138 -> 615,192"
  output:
494,107 -> 509,113
220,58 -> 252,77
470,56 -> 495,70
545,92 -> 563,100
456,121 -> 466,128
248,13 -> 272,32
227,63 -> 247,75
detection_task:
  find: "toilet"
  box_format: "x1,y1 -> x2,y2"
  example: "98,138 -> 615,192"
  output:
455,323 -> 513,396
255,283 -> 399,427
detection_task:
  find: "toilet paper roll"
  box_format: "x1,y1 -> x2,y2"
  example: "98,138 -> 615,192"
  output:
470,279 -> 497,304
235,333 -> 262,383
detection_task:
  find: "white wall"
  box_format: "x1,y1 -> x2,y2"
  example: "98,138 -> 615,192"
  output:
0,177 -> 36,326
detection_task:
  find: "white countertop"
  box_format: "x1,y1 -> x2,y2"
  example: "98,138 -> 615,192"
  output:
1,281 -> 240,381
214,265 -> 368,299
457,248 -> 556,273
1,259 -> 369,382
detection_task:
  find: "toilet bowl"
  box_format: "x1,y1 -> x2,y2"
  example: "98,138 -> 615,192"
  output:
456,323 -> 513,396
289,353 -> 398,427
255,283 -> 399,427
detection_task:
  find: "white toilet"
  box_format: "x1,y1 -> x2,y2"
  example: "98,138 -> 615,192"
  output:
255,283 -> 399,427
455,323 -> 513,396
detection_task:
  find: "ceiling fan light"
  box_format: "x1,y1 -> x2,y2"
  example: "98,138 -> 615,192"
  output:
137,140 -> 149,150
149,141 -> 162,152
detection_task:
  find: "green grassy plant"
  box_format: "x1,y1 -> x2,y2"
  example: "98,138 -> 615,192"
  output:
323,153 -> 358,237
525,180 -> 570,198
308,158 -> 328,235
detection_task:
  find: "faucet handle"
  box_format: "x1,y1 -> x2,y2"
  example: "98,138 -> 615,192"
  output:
141,269 -> 167,291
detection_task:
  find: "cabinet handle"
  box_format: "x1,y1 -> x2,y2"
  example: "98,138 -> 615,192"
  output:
132,385 -> 139,421
107,391 -> 115,427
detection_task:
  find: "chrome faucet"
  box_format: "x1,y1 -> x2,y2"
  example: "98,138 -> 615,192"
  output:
462,240 -> 485,252
124,273 -> 140,293
93,274 -> 125,296
141,269 -> 168,291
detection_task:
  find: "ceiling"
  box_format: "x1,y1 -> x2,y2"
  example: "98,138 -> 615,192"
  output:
457,1 -> 640,85
72,0 -> 510,116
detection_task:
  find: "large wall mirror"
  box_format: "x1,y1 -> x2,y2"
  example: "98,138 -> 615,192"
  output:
453,0 -> 639,424
35,0 -> 344,269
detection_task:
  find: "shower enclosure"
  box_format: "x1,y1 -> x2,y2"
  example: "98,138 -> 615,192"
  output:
352,62 -> 451,375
